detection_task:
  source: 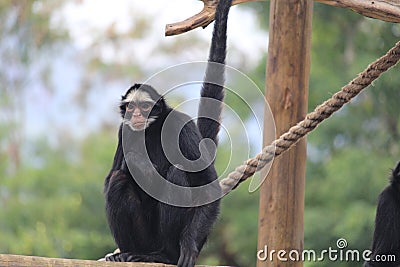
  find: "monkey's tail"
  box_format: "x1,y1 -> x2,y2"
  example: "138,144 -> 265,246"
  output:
197,0 -> 232,146
390,161 -> 400,185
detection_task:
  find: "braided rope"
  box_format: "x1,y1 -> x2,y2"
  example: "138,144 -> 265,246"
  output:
220,40 -> 400,195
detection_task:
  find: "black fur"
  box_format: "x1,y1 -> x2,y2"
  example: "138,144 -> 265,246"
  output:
103,0 -> 232,266
197,0 -> 231,146
364,162 -> 400,267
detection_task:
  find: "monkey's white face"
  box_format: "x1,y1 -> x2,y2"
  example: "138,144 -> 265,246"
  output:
123,90 -> 157,131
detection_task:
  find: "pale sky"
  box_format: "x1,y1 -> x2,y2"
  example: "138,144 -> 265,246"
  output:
55,0 -> 268,69
24,0 -> 269,149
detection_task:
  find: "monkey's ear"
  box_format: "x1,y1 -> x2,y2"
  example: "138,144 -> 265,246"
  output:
391,161 -> 400,184
155,96 -> 167,109
119,101 -> 127,118
156,95 -> 165,103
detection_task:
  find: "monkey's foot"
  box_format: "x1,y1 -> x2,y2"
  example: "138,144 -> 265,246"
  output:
105,252 -> 174,264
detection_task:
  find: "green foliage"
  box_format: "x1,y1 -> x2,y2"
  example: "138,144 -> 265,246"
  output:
305,149 -> 393,248
0,133 -> 116,259
302,3 -> 400,267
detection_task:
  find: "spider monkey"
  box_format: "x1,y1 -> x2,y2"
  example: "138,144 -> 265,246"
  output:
103,0 -> 232,266
364,161 -> 400,267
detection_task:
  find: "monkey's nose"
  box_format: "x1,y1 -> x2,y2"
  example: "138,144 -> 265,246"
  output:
133,108 -> 142,117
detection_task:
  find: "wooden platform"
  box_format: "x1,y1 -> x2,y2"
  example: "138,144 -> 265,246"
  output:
0,254 -> 224,267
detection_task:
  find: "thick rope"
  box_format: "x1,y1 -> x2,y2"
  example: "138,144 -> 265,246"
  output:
219,40 -> 400,195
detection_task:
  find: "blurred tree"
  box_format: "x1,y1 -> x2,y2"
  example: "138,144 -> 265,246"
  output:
0,0 -> 115,260
0,132 -> 116,259
0,0 -> 66,174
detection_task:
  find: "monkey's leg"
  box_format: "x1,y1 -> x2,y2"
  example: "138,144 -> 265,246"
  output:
157,166 -> 195,265
105,170 -> 157,258
177,200 -> 219,267
176,170 -> 220,267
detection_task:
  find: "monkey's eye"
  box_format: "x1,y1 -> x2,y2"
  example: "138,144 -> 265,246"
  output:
139,102 -> 152,112
126,103 -> 137,112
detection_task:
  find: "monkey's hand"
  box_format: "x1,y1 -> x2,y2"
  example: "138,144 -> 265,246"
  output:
177,242 -> 198,267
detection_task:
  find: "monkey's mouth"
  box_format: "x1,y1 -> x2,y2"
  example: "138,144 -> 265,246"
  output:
130,116 -> 147,128
124,117 -> 156,131
128,121 -> 146,131
132,121 -> 146,127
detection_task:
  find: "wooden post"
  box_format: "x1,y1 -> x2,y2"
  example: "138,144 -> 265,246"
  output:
257,1 -> 313,267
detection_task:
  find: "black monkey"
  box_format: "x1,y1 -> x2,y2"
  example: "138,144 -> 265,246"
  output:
103,0 -> 232,266
364,161 -> 400,267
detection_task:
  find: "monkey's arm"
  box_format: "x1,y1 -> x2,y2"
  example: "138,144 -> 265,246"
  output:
105,125 -> 125,190
175,124 -> 220,267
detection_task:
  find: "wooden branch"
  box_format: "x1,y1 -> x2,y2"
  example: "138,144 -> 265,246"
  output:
165,0 -> 400,36
165,0 -> 260,36
316,0 -> 400,23
0,254 -> 215,267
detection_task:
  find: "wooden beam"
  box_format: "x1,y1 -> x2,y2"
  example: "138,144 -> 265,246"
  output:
165,0 -> 400,36
316,0 -> 400,23
257,0 -> 312,266
0,254 -> 214,267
